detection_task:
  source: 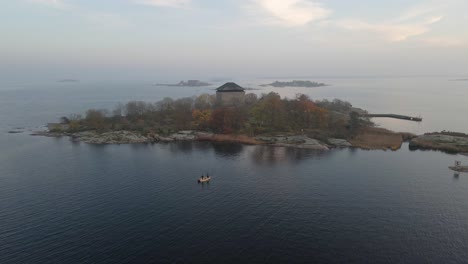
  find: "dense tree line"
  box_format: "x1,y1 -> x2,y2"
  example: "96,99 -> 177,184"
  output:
57,93 -> 369,138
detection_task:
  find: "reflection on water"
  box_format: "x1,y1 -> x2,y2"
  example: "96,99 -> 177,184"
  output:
211,142 -> 244,157
165,141 -> 244,156
250,145 -> 331,165
165,141 -> 333,165
199,181 -> 211,189
168,141 -> 194,153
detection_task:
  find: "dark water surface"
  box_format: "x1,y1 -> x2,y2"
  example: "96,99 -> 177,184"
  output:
1,133 -> 468,263
1,78 -> 468,263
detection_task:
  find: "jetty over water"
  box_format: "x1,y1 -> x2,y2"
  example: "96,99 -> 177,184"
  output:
362,114 -> 422,122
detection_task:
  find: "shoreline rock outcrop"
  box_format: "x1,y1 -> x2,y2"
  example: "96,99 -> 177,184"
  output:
32,128 -> 468,154
409,133 -> 468,153
31,129 -> 336,150
255,135 -> 329,150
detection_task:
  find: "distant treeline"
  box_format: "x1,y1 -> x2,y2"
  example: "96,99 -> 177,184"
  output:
56,93 -> 369,138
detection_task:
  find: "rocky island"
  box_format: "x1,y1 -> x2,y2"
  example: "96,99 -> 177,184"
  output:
261,80 -> 327,88
156,80 -> 211,87
32,82 -> 468,154
33,89 -> 418,151
58,79 -> 79,83
409,132 -> 468,153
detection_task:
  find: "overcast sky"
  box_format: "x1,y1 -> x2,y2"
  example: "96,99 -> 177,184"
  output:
1,0 -> 467,82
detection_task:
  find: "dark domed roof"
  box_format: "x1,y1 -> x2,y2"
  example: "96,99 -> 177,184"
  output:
216,82 -> 245,92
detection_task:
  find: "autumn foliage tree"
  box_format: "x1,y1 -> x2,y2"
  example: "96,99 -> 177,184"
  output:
192,109 -> 212,130
294,94 -> 328,129
210,108 -> 234,134
250,92 -> 286,132
85,109 -> 108,131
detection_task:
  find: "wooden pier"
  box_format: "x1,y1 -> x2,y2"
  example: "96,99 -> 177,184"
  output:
362,114 -> 422,122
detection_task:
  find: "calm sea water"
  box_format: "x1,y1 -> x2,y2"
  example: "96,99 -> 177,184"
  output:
1,77 -> 468,263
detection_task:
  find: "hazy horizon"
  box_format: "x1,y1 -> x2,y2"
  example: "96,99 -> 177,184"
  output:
1,0 -> 467,83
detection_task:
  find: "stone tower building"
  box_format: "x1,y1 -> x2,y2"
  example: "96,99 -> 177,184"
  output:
216,82 -> 245,106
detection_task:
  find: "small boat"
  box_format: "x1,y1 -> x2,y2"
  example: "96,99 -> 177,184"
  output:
449,161 -> 468,173
198,175 -> 212,183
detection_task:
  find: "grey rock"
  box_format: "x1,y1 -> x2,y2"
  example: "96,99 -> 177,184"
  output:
158,137 -> 175,142
328,138 -> 352,147
74,131 -> 150,144
256,135 -> 329,150
170,132 -> 196,141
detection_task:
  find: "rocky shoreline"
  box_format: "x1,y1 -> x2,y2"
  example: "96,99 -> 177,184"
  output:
31,130 -> 344,150
30,129 -> 468,154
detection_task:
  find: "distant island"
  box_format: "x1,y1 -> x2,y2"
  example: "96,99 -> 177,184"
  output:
58,79 -> 79,83
261,80 -> 327,88
156,80 -> 211,87
451,79 -> 468,81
